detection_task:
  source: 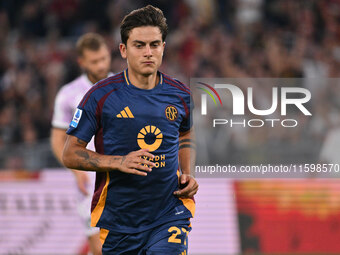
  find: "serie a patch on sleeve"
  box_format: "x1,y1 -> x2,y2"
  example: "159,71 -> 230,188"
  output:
70,108 -> 83,128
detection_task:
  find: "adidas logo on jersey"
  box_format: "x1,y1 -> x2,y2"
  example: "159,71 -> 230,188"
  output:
116,106 -> 134,118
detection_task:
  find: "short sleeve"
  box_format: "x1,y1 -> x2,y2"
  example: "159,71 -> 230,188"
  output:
179,94 -> 194,132
66,94 -> 98,143
52,87 -> 73,129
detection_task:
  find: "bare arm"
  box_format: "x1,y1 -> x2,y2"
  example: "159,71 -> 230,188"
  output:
179,128 -> 196,176
174,127 -> 198,197
51,128 -> 68,165
62,135 -> 156,176
51,128 -> 92,195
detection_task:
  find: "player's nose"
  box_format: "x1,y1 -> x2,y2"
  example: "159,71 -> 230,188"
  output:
144,45 -> 152,57
97,59 -> 108,70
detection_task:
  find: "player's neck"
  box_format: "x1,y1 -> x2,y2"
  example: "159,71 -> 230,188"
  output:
86,73 -> 102,85
128,69 -> 159,90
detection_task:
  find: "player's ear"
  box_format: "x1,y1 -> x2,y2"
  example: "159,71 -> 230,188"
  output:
162,42 -> 166,56
77,56 -> 84,69
119,43 -> 127,59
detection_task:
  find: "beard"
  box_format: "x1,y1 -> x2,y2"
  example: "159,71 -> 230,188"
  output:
86,70 -> 109,83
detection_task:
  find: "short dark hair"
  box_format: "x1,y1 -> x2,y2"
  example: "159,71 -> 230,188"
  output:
120,5 -> 168,45
76,33 -> 107,56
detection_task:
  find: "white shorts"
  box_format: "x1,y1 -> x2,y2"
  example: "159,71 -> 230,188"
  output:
76,172 -> 99,237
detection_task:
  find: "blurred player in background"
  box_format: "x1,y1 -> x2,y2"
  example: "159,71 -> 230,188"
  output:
51,33 -> 113,255
62,5 -> 198,255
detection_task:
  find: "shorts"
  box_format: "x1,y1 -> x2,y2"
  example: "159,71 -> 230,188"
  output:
100,219 -> 191,255
76,172 -> 99,237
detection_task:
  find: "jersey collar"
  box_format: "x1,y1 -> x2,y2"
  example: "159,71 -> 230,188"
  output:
123,69 -> 163,88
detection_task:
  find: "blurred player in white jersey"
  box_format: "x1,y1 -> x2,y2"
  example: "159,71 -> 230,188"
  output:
51,33 -> 112,255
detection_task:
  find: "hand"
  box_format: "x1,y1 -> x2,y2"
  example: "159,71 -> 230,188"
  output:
174,174 -> 198,198
73,170 -> 90,196
118,149 -> 156,176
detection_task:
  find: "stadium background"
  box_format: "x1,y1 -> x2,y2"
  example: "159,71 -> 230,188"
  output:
1,0 -> 340,254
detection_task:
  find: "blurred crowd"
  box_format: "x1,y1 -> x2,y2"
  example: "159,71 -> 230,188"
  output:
1,0 -> 340,168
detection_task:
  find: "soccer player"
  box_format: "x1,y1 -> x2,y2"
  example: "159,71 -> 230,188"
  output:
62,5 -> 198,254
51,33 -> 112,255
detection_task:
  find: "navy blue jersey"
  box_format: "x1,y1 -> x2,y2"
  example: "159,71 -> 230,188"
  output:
67,70 -> 195,233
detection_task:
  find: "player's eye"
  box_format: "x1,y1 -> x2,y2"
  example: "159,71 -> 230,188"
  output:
151,43 -> 160,48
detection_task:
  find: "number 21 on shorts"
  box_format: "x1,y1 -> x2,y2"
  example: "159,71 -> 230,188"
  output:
168,226 -> 188,244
